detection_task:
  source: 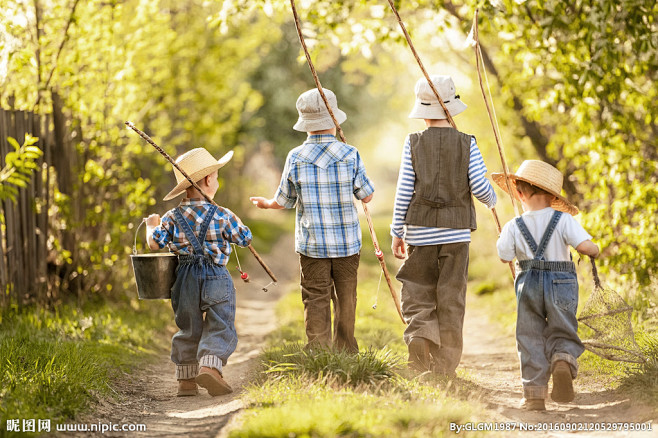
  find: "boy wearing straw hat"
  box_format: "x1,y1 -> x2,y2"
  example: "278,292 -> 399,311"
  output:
391,75 -> 497,375
250,88 -> 375,353
145,147 -> 252,397
494,160 -> 599,411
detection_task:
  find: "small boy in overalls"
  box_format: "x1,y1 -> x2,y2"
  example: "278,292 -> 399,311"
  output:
250,88 -> 375,353
145,147 -> 252,397
494,160 -> 599,410
391,75 -> 497,375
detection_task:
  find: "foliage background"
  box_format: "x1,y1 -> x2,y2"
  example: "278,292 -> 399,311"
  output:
0,0 -> 656,313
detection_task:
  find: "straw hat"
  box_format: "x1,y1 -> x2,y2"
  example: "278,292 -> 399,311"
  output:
163,148 -> 233,201
293,88 -> 347,132
491,160 -> 579,215
408,75 -> 467,119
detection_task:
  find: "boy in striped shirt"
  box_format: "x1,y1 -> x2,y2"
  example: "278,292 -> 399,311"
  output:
390,76 -> 497,375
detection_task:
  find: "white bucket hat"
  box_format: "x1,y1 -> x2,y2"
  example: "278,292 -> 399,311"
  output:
293,88 -> 347,132
163,148 -> 233,201
408,75 -> 467,120
491,160 -> 579,215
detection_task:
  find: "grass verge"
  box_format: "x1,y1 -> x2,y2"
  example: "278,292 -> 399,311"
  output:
0,299 -> 171,437
230,218 -> 501,438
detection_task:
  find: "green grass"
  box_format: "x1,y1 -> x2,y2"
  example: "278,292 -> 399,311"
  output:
0,300 -> 171,437
231,215 -> 501,437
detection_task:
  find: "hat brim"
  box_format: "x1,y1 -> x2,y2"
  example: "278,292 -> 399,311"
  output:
409,99 -> 467,119
293,108 -> 347,132
163,150 -> 233,201
491,172 -> 579,216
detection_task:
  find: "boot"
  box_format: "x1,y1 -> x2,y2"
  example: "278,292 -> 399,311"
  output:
408,337 -> 431,372
195,366 -> 233,396
177,378 -> 198,397
551,360 -> 575,402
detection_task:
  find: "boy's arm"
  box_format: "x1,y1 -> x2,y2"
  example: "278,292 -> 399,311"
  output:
219,207 -> 253,247
563,215 -> 599,258
252,152 -> 297,210
250,197 -> 285,209
576,240 -> 600,258
496,221 -> 516,264
353,150 -> 375,201
145,214 -> 161,250
146,213 -> 173,250
390,136 -> 414,245
467,137 -> 497,208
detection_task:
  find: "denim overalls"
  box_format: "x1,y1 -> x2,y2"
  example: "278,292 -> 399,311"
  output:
170,205 -> 237,380
514,211 -> 584,399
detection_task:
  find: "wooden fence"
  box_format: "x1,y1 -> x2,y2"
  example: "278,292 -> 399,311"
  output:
0,97 -> 73,308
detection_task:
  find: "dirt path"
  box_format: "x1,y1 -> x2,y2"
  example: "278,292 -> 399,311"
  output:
79,236 -> 297,438
461,294 -> 657,437
80,236 -> 656,437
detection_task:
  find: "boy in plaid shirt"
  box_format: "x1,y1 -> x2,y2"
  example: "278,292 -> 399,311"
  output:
250,88 -> 375,353
146,147 -> 252,397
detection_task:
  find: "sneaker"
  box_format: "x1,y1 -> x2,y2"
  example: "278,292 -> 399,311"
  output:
551,360 -> 575,402
408,337 -> 431,372
520,398 -> 546,411
177,378 -> 198,397
195,366 -> 233,396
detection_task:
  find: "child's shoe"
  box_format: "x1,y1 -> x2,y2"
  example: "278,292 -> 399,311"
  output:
177,378 -> 198,397
195,366 -> 233,396
551,360 -> 575,402
519,398 -> 546,411
408,337 -> 431,372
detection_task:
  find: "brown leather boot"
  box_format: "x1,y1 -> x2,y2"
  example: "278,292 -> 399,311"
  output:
551,360 -> 575,402
519,398 -> 546,411
195,366 -> 233,396
408,337 -> 431,372
177,378 -> 198,397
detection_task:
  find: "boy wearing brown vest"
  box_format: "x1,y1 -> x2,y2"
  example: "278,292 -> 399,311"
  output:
391,75 -> 497,375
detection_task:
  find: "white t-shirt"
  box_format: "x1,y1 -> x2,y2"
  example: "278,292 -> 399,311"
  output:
497,207 -> 592,262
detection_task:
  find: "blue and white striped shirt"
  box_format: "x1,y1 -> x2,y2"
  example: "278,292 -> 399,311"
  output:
275,134 -> 375,258
390,133 -> 496,245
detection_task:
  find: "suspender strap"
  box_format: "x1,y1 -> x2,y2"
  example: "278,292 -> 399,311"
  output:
173,205 -> 218,256
515,210 -> 563,260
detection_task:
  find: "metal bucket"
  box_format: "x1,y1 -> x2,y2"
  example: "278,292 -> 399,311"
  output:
130,220 -> 178,300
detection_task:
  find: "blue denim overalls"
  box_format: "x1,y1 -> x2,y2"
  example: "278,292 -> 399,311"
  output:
170,205 -> 237,380
514,210 -> 584,399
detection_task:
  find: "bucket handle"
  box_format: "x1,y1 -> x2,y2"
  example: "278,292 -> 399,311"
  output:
133,219 -> 147,255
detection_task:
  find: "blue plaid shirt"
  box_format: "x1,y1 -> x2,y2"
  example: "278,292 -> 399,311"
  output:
275,134 -> 375,258
151,198 -> 252,266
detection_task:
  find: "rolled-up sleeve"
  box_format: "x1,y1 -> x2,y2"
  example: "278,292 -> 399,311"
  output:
353,151 -> 375,200
274,153 -> 298,209
151,214 -> 175,249
220,207 -> 253,247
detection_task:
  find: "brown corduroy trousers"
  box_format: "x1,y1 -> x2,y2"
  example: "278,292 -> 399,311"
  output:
299,253 -> 360,353
396,243 -> 469,374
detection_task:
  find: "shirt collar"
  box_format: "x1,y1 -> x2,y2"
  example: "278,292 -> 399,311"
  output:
305,134 -> 337,144
179,198 -> 210,206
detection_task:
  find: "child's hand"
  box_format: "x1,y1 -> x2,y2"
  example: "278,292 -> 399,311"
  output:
250,197 -> 284,210
146,214 -> 161,227
391,236 -> 407,260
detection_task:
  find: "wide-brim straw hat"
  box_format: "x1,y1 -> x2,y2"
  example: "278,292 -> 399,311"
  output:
163,148 -> 233,201
491,160 -> 579,215
408,75 -> 467,119
293,88 -> 347,132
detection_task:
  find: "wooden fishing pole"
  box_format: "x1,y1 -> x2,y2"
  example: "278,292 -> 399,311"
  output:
385,0 -> 515,279
472,9 -> 521,218
125,121 -> 278,285
290,0 -> 405,325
